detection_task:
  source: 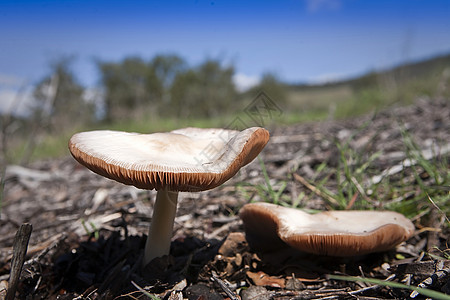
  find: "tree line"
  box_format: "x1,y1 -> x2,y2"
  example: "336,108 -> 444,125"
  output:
30,54 -> 286,133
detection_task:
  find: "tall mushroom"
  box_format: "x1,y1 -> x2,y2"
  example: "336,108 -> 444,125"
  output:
240,202 -> 415,256
69,127 -> 269,266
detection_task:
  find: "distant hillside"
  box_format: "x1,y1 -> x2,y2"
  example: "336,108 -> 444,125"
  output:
291,53 -> 450,90
285,53 -> 450,119
348,53 -> 450,90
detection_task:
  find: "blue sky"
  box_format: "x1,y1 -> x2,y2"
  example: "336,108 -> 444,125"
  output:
1,0 -> 450,112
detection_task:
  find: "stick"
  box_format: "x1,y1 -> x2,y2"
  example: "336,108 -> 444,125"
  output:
6,223 -> 32,300
293,173 -> 339,206
211,273 -> 239,300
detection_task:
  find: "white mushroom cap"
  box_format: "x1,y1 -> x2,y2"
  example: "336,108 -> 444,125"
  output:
69,127 -> 270,265
69,127 -> 269,191
239,202 -> 415,256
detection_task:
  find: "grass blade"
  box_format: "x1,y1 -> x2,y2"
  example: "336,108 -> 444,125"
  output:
328,274 -> 450,300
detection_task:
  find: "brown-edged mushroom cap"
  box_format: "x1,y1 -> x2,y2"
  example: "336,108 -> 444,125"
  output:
69,127 -> 269,191
69,127 -> 269,266
239,202 -> 415,256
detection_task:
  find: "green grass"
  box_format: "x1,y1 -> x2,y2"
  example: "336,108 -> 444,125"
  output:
8,103 -> 332,164
237,159 -> 293,207
287,84 -> 353,112
245,121 -> 449,226
328,274 -> 450,300
81,219 -> 100,240
384,129 -> 450,219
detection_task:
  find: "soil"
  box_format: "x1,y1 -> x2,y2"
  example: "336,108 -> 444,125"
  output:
1,97 -> 449,299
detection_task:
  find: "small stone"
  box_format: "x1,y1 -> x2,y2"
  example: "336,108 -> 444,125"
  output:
184,284 -> 223,300
285,276 -> 305,290
240,285 -> 272,300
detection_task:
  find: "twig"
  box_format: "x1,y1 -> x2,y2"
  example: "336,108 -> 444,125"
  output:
350,176 -> 379,205
25,233 -> 67,266
349,274 -> 396,296
205,219 -> 241,240
131,281 -> 158,299
211,273 -> 240,300
293,173 -> 339,206
427,194 -> 450,224
410,261 -> 449,299
6,223 -> 32,300
345,191 -> 359,210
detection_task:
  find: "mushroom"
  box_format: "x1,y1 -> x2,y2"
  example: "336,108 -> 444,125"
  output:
69,127 -> 269,266
239,202 -> 415,256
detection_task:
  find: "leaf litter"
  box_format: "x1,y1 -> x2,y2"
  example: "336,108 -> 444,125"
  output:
0,98 -> 449,299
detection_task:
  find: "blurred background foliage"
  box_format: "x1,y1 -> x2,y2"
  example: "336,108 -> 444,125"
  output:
1,52 -> 450,164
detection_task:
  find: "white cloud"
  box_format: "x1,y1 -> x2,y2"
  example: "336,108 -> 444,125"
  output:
0,73 -> 34,116
306,0 -> 342,13
233,73 -> 261,92
0,88 -> 34,116
307,72 -> 348,84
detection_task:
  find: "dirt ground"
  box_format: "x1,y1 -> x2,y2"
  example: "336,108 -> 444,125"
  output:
1,98 -> 449,299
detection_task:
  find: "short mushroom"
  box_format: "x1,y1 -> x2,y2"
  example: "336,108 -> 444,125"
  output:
69,127 -> 269,266
239,202 -> 415,256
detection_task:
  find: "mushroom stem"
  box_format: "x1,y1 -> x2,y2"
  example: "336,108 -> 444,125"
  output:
143,188 -> 179,266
